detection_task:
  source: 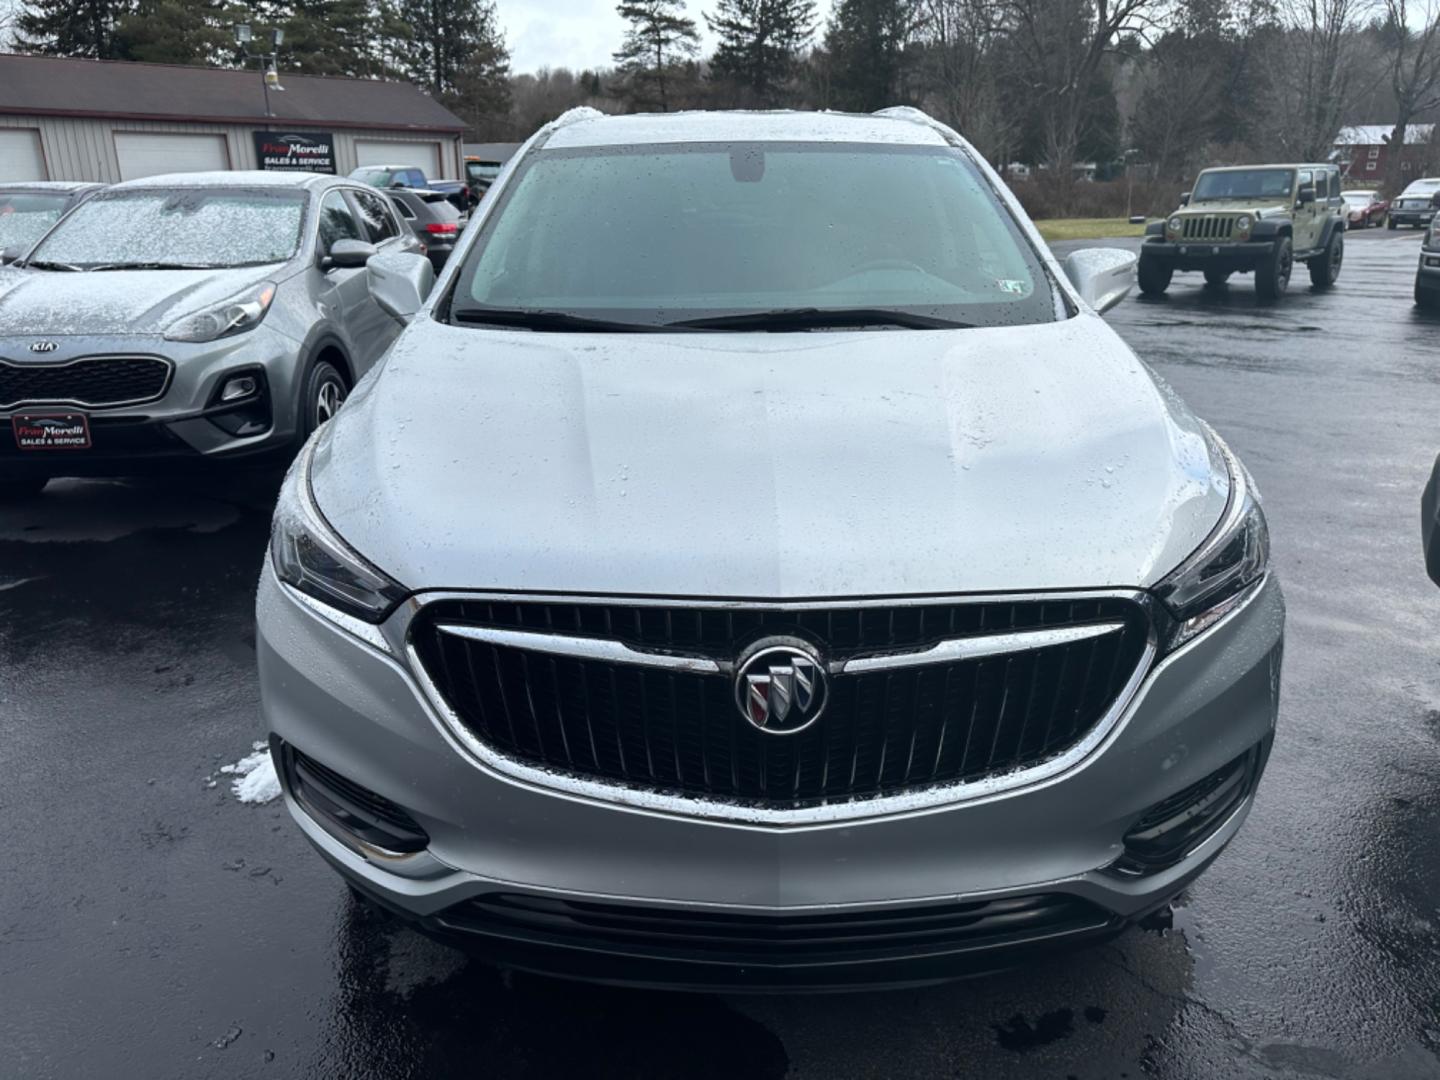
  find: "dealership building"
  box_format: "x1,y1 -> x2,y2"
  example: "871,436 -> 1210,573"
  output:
0,53 -> 466,184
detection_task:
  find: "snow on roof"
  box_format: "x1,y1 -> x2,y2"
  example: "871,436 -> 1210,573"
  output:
0,181 -> 103,193
1335,124 -> 1436,146
543,110 -> 953,149
111,170 -> 331,190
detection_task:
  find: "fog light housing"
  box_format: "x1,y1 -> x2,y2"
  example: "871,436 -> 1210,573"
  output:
220,374 -> 259,402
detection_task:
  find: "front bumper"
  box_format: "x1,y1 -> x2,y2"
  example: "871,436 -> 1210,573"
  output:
1142,239 -> 1275,272
0,327 -> 304,476
257,570 -> 1284,989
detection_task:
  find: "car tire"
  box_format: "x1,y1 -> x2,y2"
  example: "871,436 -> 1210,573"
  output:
1203,268 -> 1231,286
0,475 -> 48,501
302,359 -> 349,437
1308,232 -> 1342,288
1137,255 -> 1173,296
1255,236 -> 1293,299
1388,217 -> 1397,230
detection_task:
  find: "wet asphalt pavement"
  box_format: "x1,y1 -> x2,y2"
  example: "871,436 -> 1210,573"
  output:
4,228 -> 1440,1079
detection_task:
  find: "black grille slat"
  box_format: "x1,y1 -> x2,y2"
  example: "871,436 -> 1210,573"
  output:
0,356 -> 170,408
413,598 -> 1151,810
442,891 -> 1115,960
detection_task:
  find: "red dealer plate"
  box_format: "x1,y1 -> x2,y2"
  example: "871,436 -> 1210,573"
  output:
11,412 -> 91,451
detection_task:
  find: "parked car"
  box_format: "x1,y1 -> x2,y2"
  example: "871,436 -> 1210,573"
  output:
0,172 -> 426,498
464,155 -> 505,193
1387,177 -> 1440,229
1416,214 -> 1440,310
1341,189 -> 1387,228
1140,163 -> 1345,298
350,164 -> 479,213
0,181 -> 104,260
387,187 -> 464,270
258,107 -> 1283,990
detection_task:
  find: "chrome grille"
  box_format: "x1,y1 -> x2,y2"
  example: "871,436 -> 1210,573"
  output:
0,356 -> 172,409
1180,215 -> 1237,241
410,596 -> 1154,810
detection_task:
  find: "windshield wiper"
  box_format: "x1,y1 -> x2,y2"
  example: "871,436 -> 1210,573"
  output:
450,306 -> 669,333
86,261 -> 221,271
23,259 -> 82,272
667,308 -> 975,331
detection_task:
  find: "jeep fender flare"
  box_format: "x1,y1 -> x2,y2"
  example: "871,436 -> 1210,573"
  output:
1250,219 -> 1291,240
1143,220 -> 1166,239
1315,217 -> 1345,249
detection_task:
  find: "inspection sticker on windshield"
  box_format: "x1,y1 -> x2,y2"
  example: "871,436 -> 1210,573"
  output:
996,279 -> 1030,295
12,413 -> 91,451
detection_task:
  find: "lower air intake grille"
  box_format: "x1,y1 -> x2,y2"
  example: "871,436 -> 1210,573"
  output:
278,741 -> 428,854
437,891 -> 1118,963
1113,747 -> 1259,874
0,356 -> 171,408
410,596 -> 1152,809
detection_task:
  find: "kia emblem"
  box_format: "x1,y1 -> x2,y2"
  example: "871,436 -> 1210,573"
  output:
30,341 -> 58,354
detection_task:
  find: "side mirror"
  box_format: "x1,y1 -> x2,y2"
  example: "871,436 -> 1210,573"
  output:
1178,192 -> 1191,207
367,250 -> 434,322
1297,185 -> 1316,205
323,238 -> 377,270
1062,247 -> 1136,315
1423,452 -> 1440,586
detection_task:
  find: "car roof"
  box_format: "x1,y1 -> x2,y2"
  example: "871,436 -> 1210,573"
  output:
1196,164 -> 1333,173
541,109 -> 953,150
109,170 -> 336,191
1403,177 -> 1440,188
353,164 -> 423,171
0,180 -> 104,194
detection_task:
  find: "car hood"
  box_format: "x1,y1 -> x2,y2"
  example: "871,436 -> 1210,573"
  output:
1182,200 -> 1289,217
0,265 -> 282,336
312,315 -> 1228,598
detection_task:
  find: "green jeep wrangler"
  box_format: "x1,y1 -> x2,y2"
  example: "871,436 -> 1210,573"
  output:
1139,164 -> 1346,299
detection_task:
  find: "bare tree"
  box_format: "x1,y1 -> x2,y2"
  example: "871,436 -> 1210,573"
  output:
917,0 -> 1017,164
1270,0 -> 1374,161
1379,0 -> 1440,191
1000,0 -> 1163,204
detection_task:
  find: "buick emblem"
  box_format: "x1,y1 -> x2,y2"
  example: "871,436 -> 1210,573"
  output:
735,641 -> 828,735
29,341 -> 58,354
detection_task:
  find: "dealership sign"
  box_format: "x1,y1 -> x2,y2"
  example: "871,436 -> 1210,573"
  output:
253,131 -> 336,174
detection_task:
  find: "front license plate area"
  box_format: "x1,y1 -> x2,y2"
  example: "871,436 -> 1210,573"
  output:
12,412 -> 92,450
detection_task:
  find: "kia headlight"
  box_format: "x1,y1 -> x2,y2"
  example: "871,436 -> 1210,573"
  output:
165,281 -> 277,342
1154,433 -> 1270,650
270,435 -> 407,623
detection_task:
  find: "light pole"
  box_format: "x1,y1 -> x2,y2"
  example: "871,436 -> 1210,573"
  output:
233,23 -> 285,129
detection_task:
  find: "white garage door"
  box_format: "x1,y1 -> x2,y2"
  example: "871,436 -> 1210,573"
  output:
115,132 -> 229,181
354,139 -> 443,180
0,130 -> 47,181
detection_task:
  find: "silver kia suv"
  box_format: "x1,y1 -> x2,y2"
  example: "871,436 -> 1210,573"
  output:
257,108 -> 1284,990
0,171 -> 425,497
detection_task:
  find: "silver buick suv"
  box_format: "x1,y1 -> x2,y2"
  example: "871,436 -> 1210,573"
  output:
257,108 -> 1284,990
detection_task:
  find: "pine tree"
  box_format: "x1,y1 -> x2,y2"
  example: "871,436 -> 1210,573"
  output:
822,0 -> 913,112
17,0 -> 135,58
112,0 -> 236,65
399,0 -> 506,97
706,0 -> 815,105
446,1 -> 512,138
613,0 -> 700,111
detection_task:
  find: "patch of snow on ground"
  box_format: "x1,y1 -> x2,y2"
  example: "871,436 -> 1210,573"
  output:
219,741 -> 282,804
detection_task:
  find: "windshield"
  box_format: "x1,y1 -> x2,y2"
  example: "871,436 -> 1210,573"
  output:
1342,192 -> 1371,205
0,193 -> 71,252
452,142 -> 1056,330
1192,169 -> 1296,201
467,161 -> 503,183
26,188 -> 306,269
1403,180 -> 1440,195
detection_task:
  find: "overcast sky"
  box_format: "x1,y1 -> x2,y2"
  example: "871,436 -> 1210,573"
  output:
502,0 -> 834,76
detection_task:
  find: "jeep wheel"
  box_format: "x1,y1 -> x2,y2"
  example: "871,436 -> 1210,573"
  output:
1387,217 -> 1397,230
1255,236 -> 1292,300
1137,255 -> 1173,296
1308,232 -> 1342,288
1203,269 -> 1231,286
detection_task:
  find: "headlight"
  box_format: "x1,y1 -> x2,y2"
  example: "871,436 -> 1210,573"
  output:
164,281 -> 277,342
1154,433 -> 1269,650
1168,216 -> 1183,232
1236,215 -> 1252,231
270,435 -> 407,623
